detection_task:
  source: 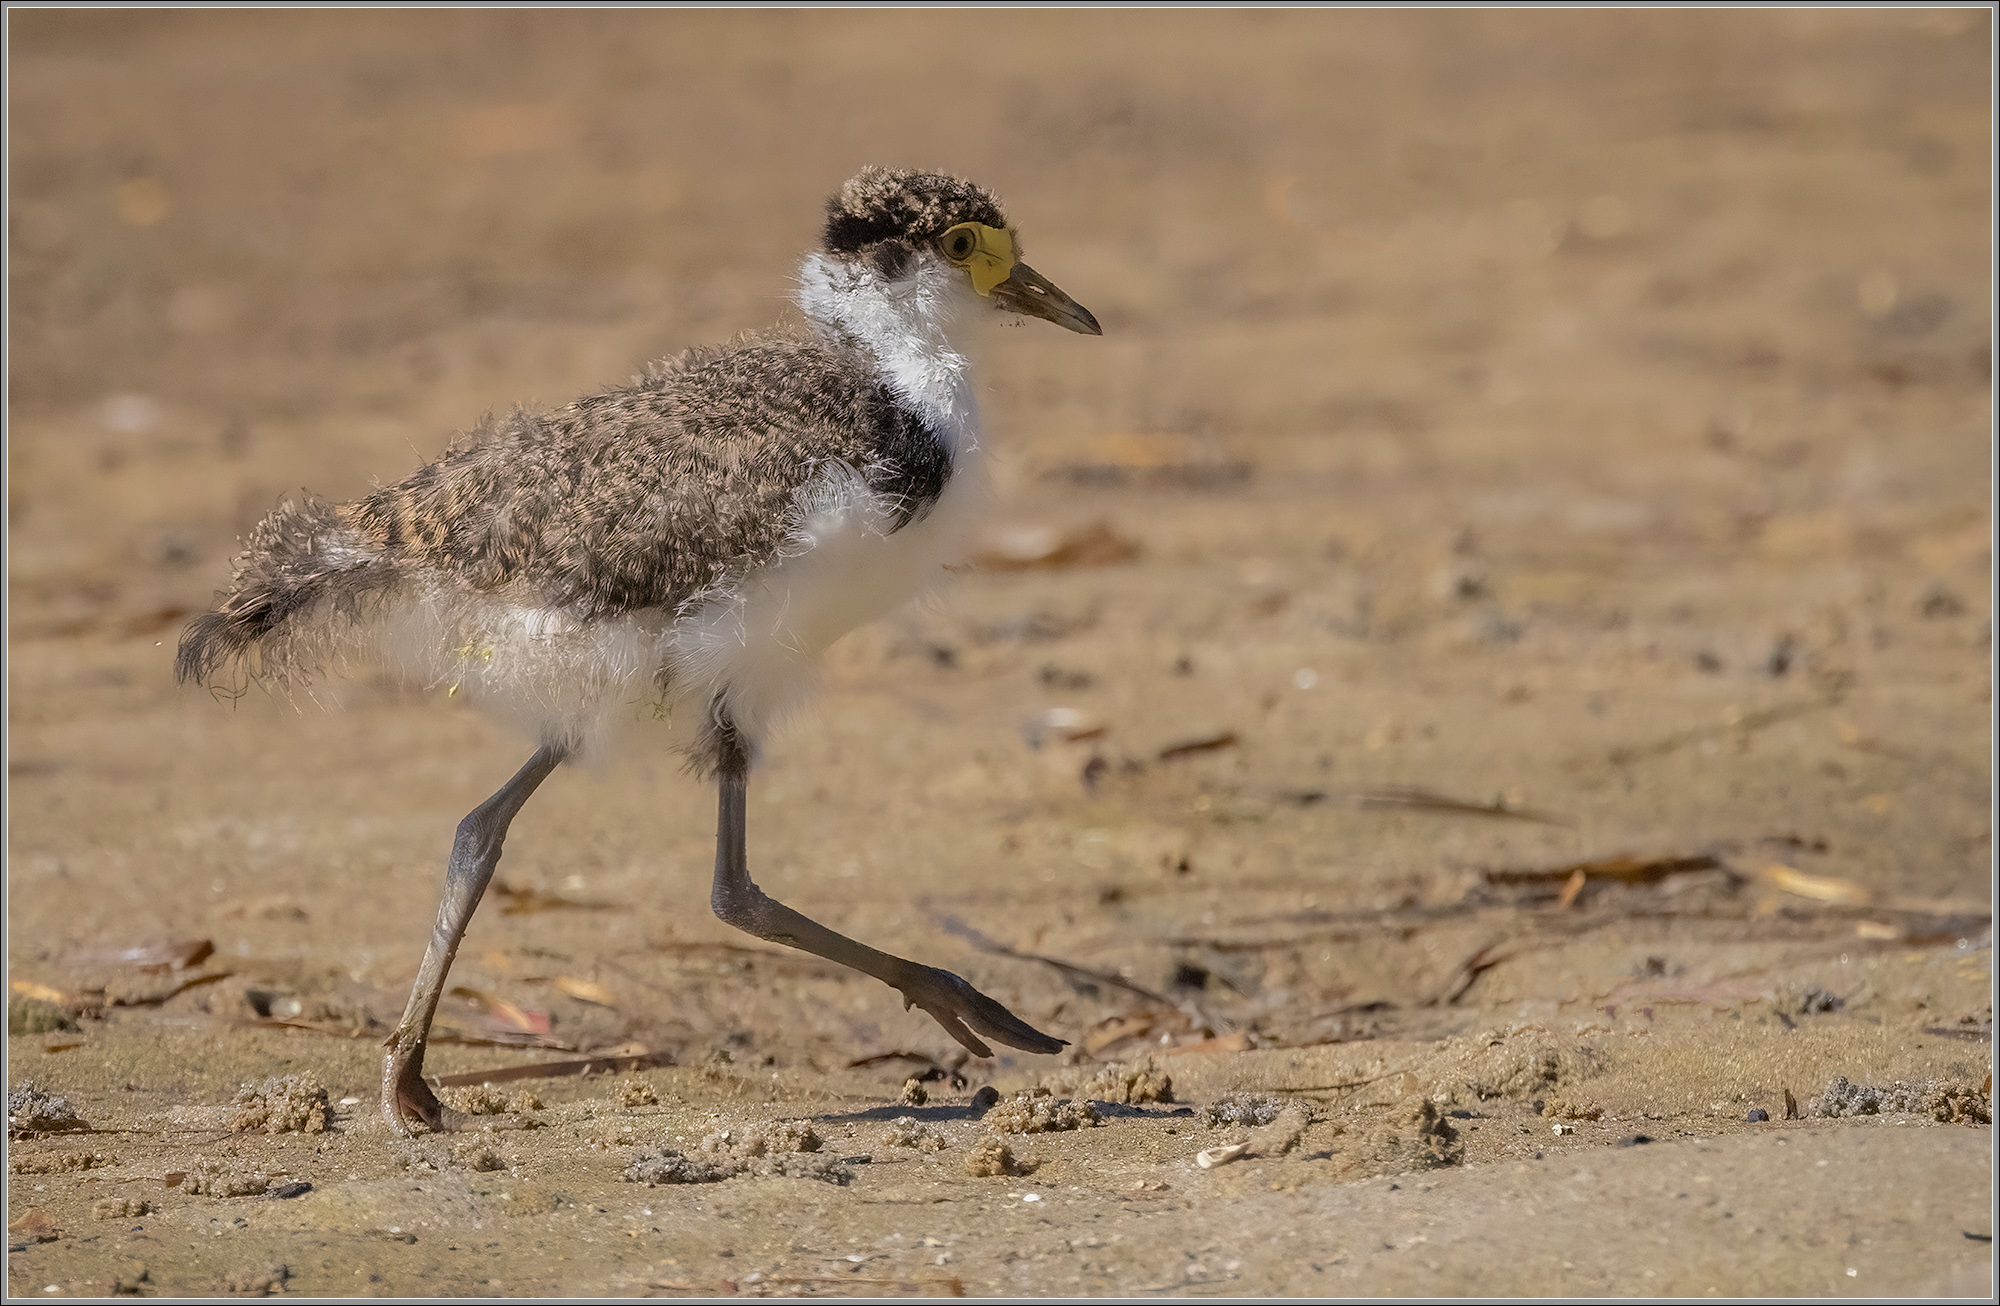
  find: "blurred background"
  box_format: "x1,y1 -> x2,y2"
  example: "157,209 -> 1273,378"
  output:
8,10 -> 1991,1068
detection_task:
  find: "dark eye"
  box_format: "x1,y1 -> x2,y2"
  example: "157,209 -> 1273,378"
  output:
942,226 -> 977,262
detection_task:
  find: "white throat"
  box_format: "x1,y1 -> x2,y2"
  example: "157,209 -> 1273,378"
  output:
796,252 -> 982,458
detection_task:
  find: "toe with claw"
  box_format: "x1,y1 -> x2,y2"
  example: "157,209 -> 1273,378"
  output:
897,964 -> 1067,1058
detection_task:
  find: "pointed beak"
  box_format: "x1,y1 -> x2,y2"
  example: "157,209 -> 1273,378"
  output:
990,261 -> 1102,336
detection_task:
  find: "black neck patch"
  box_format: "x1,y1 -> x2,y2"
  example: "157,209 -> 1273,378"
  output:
865,385 -> 953,531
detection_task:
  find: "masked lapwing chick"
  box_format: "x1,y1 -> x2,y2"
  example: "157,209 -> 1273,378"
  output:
177,167 -> 1100,1135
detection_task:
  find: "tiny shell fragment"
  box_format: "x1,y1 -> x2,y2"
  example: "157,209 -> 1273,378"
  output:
1195,1141 -> 1251,1169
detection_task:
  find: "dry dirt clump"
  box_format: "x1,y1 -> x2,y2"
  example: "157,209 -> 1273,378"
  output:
1332,1099 -> 1463,1178
963,1136 -> 1035,1177
623,1149 -> 737,1185
1775,983 -> 1845,1017
1396,1099 -> 1464,1169
880,1116 -> 948,1152
8,1081 -> 87,1136
438,1084 -> 510,1115
228,1074 -> 329,1134
183,1156 -> 273,1197
899,1077 -> 929,1107
452,1142 -> 510,1173
435,1084 -> 542,1115
8,995 -> 79,1035
11,1149 -> 116,1174
93,1198 -> 155,1220
1539,1095 -> 1603,1120
220,1262 -> 289,1296
1810,1075 -> 1992,1124
613,1077 -> 658,1108
1041,1057 -> 1174,1105
1457,1028 -> 1600,1103
1199,1091 -> 1285,1128
1247,1106 -> 1311,1158
624,1120 -> 850,1186
986,1087 -> 1101,1134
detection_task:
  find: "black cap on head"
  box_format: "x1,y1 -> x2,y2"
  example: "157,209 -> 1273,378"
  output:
822,168 -> 1008,255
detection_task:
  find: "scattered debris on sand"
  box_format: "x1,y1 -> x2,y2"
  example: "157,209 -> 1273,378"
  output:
986,1087 -> 1101,1134
963,1136 -> 1035,1177
880,1116 -> 948,1152
184,1156 -> 274,1197
625,1120 -> 849,1185
1810,1075 -> 1992,1124
229,1074 -> 329,1134
622,1149 -> 737,1185
8,1081 -> 86,1136
10,1149 -> 116,1174
899,1077 -> 929,1107
1199,1091 -> 1285,1128
1040,1057 -> 1174,1105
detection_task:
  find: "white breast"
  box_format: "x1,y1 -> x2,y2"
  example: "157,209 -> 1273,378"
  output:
669,433 -> 987,753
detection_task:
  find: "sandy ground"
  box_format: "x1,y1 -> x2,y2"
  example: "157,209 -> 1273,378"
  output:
6,9 -> 1993,1298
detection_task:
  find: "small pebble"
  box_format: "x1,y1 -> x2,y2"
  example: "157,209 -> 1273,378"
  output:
1746,1108 -> 1769,1123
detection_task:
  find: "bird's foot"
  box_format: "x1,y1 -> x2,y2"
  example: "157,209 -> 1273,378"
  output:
381,1042 -> 532,1135
895,965 -> 1066,1058
383,1043 -> 457,1135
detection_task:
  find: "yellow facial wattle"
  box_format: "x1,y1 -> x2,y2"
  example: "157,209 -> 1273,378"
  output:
939,221 -> 1016,296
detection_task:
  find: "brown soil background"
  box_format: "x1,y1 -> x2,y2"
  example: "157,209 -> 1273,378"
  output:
6,9 -> 1993,1298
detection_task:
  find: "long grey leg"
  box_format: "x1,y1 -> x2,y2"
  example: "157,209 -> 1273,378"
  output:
382,744 -> 566,1134
705,716 -> 1063,1059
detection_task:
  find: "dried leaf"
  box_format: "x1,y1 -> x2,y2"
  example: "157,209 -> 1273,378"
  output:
1556,868 -> 1588,910
450,987 -> 552,1034
10,981 -> 67,1004
62,939 -> 214,972
1163,1030 -> 1251,1057
1084,1013 -> 1161,1056
973,520 -> 1138,571
433,1048 -> 674,1088
1157,731 -> 1238,761
1034,707 -> 1106,743
1356,787 -> 1572,826
553,976 -> 620,1008
1761,863 -> 1873,906
491,881 -> 611,915
1486,854 -> 1720,887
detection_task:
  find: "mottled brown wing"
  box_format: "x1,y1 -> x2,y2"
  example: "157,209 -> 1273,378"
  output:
344,335 -> 911,618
